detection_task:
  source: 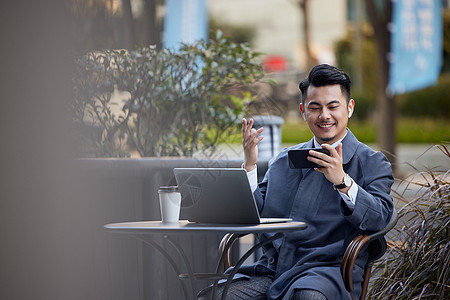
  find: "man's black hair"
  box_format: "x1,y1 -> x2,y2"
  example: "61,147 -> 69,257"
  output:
299,64 -> 352,105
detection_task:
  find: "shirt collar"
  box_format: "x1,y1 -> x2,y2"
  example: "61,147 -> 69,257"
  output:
313,129 -> 348,149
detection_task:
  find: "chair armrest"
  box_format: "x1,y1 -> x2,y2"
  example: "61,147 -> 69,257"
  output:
218,233 -> 247,273
340,209 -> 398,293
341,234 -> 371,292
368,209 -> 398,240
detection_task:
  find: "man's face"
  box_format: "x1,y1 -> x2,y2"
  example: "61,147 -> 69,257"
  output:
299,84 -> 354,145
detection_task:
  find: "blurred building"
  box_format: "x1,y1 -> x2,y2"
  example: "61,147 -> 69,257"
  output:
207,0 -> 347,122
208,0 -> 347,71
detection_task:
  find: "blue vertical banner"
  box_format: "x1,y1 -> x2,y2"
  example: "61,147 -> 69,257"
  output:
389,0 -> 443,94
163,0 -> 208,49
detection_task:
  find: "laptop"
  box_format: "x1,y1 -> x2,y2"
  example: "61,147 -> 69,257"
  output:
173,168 -> 292,224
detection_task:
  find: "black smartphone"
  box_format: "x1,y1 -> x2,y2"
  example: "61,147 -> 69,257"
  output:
288,148 -> 331,169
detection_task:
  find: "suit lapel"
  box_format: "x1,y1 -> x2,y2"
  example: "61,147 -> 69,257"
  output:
341,130 -> 358,165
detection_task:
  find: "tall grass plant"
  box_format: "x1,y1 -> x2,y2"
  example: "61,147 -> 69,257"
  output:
368,144 -> 450,299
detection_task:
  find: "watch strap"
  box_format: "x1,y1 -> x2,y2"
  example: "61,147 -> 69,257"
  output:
334,174 -> 351,190
334,182 -> 347,190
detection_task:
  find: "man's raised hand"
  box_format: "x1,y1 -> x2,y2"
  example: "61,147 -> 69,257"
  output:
242,118 -> 264,172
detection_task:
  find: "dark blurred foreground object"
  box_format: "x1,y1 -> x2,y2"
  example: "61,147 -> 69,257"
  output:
0,1 -> 76,300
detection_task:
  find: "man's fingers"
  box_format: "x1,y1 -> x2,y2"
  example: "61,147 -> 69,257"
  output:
321,143 -> 342,159
247,119 -> 254,135
247,127 -> 263,139
253,128 -> 264,141
242,118 -> 255,137
336,143 -> 343,157
307,154 -> 328,167
242,118 -> 264,147
242,118 -> 251,136
255,135 -> 264,144
309,150 -> 331,162
248,129 -> 263,144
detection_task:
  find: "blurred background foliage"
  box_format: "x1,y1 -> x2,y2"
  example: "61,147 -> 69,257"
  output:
335,13 -> 450,121
443,9 -> 450,71
72,32 -> 264,157
335,23 -> 377,120
320,11 -> 450,145
282,117 -> 450,145
68,0 -> 164,50
397,74 -> 450,119
67,0 -> 450,147
209,16 -> 257,46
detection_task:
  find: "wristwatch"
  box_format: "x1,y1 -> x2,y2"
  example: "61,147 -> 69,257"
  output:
334,174 -> 352,190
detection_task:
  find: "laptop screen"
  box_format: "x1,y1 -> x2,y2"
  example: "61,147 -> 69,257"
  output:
174,168 -> 262,224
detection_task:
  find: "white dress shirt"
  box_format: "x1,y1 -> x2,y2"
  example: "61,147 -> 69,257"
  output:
244,131 -> 358,210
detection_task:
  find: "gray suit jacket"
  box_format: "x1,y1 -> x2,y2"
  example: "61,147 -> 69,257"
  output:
238,130 -> 394,300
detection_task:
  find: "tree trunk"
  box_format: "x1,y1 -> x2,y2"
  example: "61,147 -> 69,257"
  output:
122,0 -> 135,49
353,0 -> 363,89
299,0 -> 314,71
143,0 -> 160,47
365,0 -> 397,169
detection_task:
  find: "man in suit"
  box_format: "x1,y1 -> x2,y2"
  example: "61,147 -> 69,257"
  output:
199,64 -> 394,300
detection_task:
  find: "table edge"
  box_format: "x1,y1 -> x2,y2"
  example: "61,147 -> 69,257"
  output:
104,220 -> 307,235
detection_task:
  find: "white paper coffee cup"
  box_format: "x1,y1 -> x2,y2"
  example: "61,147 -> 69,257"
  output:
158,186 -> 181,223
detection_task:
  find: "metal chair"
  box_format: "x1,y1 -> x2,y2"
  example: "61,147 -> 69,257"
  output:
217,209 -> 398,300
341,209 -> 398,299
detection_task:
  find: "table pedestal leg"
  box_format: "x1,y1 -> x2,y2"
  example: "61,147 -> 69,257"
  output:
132,234 -> 196,300
213,232 -> 284,300
164,235 -> 197,300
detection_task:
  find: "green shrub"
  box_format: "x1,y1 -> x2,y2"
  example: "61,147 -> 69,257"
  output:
281,122 -> 313,144
351,89 -> 376,120
368,144 -> 450,299
396,118 -> 450,144
209,18 -> 257,45
71,31 -> 265,157
398,74 -> 450,118
347,119 -> 377,143
334,25 -> 378,121
281,118 -> 450,144
335,24 -> 377,97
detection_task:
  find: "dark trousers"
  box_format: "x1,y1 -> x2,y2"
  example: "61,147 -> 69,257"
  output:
197,275 -> 327,300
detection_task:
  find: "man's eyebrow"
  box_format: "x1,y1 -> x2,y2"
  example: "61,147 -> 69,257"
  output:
327,100 -> 341,105
307,100 -> 341,106
307,101 -> 321,106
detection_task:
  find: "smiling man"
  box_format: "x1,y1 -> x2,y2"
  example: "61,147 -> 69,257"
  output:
299,83 -> 354,145
198,64 -> 394,300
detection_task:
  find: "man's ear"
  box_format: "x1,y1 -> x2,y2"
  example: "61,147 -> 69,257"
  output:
299,103 -> 306,121
347,99 -> 355,118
